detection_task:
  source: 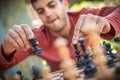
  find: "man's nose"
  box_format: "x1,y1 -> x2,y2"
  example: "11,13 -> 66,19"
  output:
45,9 -> 53,17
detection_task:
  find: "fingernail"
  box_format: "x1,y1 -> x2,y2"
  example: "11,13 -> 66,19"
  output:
72,39 -> 78,44
29,34 -> 34,39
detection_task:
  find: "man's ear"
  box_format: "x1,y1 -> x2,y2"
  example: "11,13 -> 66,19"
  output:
62,0 -> 69,10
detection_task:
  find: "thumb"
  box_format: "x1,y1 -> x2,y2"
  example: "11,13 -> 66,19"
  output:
102,19 -> 111,34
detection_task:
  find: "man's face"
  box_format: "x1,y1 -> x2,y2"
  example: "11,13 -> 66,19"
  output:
33,0 -> 68,32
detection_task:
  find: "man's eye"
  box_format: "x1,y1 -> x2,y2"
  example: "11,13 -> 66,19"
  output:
37,9 -> 44,14
49,2 -> 56,8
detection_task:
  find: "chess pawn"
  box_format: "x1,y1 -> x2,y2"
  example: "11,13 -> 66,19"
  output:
54,37 -> 77,80
114,43 -> 120,80
2,72 -> 10,80
93,46 -> 107,72
13,74 -> 21,80
103,41 -> 116,65
114,62 -> 120,80
96,68 -> 114,80
32,66 -> 42,80
61,59 -> 77,80
64,69 -> 77,80
42,65 -> 52,80
94,46 -> 114,80
114,37 -> 120,43
115,43 -> 120,60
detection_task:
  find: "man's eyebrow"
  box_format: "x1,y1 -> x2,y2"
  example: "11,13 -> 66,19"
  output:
35,0 -> 54,11
36,8 -> 42,12
47,0 -> 55,6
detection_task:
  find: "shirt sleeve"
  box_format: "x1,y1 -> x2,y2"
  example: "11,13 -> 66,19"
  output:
81,7 -> 120,40
104,7 -> 120,40
0,27 -> 44,70
0,44 -> 33,70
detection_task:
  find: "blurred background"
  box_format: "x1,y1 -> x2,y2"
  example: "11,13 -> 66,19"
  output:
0,0 -> 120,80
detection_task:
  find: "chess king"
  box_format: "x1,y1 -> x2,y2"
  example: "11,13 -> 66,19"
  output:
0,0 -> 120,72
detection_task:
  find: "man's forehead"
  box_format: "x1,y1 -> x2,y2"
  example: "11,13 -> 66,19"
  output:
33,0 -> 58,7
34,0 -> 58,4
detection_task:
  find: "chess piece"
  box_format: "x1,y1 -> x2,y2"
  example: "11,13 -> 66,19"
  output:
79,38 -> 96,77
83,23 -> 108,79
13,74 -> 21,80
73,43 -> 84,68
2,72 -> 10,80
32,65 -> 42,80
41,65 -> 52,80
55,37 -> 77,80
114,41 -> 120,80
114,63 -> 120,80
92,41 -> 107,74
114,37 -> 120,43
15,70 -> 23,80
29,36 -> 42,55
114,37 -> 120,60
96,68 -> 114,80
103,41 -> 116,65
96,41 -> 120,80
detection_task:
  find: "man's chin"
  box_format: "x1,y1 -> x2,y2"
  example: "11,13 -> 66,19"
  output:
46,22 -> 65,32
52,27 -> 65,32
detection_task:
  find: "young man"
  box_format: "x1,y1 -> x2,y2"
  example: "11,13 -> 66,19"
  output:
0,0 -> 120,72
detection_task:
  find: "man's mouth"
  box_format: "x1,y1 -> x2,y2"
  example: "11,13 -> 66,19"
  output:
48,18 -> 57,23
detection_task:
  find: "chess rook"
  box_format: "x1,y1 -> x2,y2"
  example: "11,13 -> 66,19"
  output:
29,36 -> 42,55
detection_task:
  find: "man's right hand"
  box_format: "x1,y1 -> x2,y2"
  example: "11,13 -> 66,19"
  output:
3,24 -> 34,56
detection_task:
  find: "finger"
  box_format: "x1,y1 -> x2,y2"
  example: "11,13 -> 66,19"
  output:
3,34 -> 19,55
12,25 -> 28,48
96,17 -> 104,33
103,19 -> 110,33
5,33 -> 20,49
20,24 -> 31,49
72,15 -> 85,44
21,24 -> 34,39
80,14 -> 97,34
81,14 -> 93,35
96,17 -> 110,33
92,15 -> 100,32
8,29 -> 25,49
92,15 -> 99,23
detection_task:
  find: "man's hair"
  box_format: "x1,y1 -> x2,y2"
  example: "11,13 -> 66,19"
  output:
30,0 -> 62,7
30,0 -> 37,7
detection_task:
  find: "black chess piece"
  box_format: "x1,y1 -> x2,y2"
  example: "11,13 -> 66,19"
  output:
103,41 -> 116,65
16,70 -> 24,80
114,37 -> 120,43
79,38 -> 96,77
114,62 -> 120,80
113,37 -> 120,79
32,66 -> 42,80
73,44 -> 84,68
29,36 -> 42,55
